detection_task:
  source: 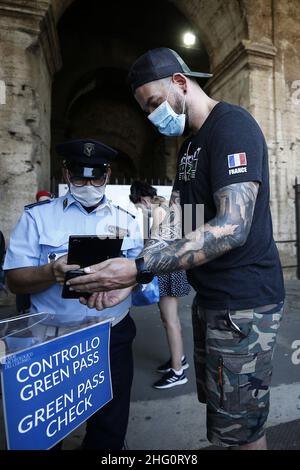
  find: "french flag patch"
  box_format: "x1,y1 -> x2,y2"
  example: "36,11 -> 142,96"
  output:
228,152 -> 247,168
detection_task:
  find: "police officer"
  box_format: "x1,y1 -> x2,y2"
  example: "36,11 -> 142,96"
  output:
3,139 -> 143,450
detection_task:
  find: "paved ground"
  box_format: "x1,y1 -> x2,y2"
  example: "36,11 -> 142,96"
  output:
126,281 -> 300,450
0,281 -> 299,450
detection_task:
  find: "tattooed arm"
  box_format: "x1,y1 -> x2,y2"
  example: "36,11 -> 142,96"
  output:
143,189 -> 182,251
142,181 -> 259,273
67,182 -> 259,297
169,188 -> 181,206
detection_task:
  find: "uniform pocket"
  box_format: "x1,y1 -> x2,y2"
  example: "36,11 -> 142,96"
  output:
219,350 -> 273,413
39,232 -> 69,264
120,237 -> 136,256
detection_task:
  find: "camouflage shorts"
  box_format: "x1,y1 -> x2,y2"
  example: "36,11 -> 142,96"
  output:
192,296 -> 284,447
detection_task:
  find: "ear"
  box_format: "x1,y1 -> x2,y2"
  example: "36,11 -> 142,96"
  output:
172,73 -> 187,93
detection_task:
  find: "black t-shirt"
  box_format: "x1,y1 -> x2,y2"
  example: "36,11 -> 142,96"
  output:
173,101 -> 285,310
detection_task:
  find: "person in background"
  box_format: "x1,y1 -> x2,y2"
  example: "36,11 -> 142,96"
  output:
35,190 -> 52,202
130,181 -> 190,389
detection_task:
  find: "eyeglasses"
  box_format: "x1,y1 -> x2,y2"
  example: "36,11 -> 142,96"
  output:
69,174 -> 107,187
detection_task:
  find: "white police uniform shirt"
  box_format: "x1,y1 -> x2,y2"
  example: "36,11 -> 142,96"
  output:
4,192 -> 143,327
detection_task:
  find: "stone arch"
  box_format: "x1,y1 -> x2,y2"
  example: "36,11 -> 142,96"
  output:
53,66 -> 161,183
51,0 -> 76,23
0,0 -> 257,244
172,0 -> 249,68
52,0 -> 249,69
2,0 -> 297,279
50,0 -> 212,186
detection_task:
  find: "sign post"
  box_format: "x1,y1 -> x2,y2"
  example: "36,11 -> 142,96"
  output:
0,318 -> 112,450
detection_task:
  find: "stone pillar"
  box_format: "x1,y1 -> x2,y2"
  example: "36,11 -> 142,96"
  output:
206,35 -> 298,276
268,0 -> 300,278
0,1 -> 61,305
0,1 -> 61,243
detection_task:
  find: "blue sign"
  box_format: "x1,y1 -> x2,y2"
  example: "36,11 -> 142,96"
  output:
1,321 -> 112,450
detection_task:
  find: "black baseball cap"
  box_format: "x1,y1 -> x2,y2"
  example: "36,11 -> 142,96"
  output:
128,47 -> 213,92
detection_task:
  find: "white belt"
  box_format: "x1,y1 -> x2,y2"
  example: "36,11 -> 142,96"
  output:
30,310 -> 129,340
111,309 -> 129,327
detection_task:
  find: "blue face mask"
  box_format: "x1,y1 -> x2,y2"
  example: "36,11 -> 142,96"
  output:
148,82 -> 186,137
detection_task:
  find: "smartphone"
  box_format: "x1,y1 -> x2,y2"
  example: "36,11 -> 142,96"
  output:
62,269 -> 89,299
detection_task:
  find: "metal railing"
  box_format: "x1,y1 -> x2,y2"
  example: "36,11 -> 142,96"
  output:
294,178 -> 300,278
51,176 -> 173,195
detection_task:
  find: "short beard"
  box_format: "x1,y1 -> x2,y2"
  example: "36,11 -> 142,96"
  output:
173,94 -> 191,136
173,93 -> 184,115
181,105 -> 192,137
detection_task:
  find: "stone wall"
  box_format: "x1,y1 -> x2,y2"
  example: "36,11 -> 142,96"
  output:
0,0 -> 60,243
175,0 -> 300,277
0,0 -> 60,305
271,0 -> 300,276
0,0 -> 300,283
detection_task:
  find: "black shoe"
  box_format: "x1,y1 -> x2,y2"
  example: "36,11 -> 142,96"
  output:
153,369 -> 188,389
157,356 -> 189,374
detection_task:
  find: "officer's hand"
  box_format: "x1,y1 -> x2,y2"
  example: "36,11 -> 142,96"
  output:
79,286 -> 133,310
51,255 -> 80,285
66,257 -> 137,292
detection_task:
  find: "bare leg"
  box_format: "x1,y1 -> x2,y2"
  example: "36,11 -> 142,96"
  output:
230,434 -> 267,450
158,296 -> 183,371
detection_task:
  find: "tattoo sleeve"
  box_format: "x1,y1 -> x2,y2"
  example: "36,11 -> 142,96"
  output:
141,189 -> 182,256
141,182 -> 259,274
169,189 -> 180,206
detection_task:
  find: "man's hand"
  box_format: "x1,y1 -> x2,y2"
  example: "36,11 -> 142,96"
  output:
51,255 -> 80,285
66,257 -> 137,293
79,286 -> 134,310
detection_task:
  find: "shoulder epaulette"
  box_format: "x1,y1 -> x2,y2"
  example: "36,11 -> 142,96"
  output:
113,204 -> 135,219
24,199 -> 52,210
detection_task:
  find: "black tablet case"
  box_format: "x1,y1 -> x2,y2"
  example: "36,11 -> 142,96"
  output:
67,235 -> 123,268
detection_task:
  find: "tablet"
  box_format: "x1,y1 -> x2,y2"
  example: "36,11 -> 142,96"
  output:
67,235 -> 123,268
62,236 -> 123,299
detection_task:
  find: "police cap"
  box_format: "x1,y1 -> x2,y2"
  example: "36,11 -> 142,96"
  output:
56,139 -> 117,169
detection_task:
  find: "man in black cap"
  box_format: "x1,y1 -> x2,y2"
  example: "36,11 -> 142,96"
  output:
4,139 -> 143,450
68,49 -> 285,450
